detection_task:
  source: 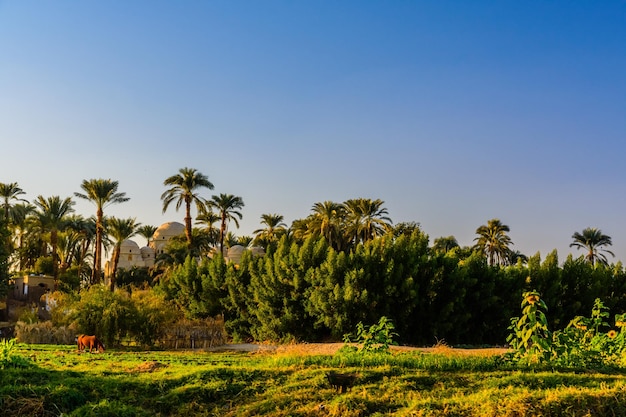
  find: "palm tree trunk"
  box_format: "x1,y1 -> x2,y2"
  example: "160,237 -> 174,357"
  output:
110,247 -> 120,291
220,216 -> 226,256
51,230 -> 59,290
93,208 -> 103,284
184,201 -> 193,247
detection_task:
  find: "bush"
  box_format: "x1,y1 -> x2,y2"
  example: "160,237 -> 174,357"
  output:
0,338 -> 30,368
342,316 -> 398,353
51,286 -> 188,348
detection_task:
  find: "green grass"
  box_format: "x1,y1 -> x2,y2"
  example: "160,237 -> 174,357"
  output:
3,344 -> 626,416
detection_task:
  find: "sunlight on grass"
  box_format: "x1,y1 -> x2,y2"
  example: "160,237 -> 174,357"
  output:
5,344 -> 626,416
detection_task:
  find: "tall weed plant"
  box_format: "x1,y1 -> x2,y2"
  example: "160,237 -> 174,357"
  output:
0,338 -> 30,369
342,316 -> 398,353
508,290 -> 626,368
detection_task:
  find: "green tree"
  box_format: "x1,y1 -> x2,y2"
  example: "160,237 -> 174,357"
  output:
473,218 -> 513,266
0,182 -> 27,221
432,236 -> 459,254
107,217 -> 141,291
344,198 -> 393,246
8,203 -> 35,271
570,227 -> 614,266
308,201 -> 346,251
207,193 -> 244,257
253,213 -> 287,248
33,195 -> 75,283
75,179 -> 129,284
64,215 -> 96,286
194,207 -> 220,248
161,167 -> 214,248
0,216 -> 9,298
136,225 -> 157,247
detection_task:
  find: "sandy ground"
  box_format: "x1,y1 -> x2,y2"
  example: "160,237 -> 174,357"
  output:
206,342 -> 510,356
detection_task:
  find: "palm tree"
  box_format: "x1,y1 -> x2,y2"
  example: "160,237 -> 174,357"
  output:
473,218 -> 513,266
33,195 -> 75,283
64,215 -> 96,285
570,227 -> 614,266
107,217 -> 140,291
432,236 -> 459,255
195,207 -> 221,247
506,249 -> 528,266
253,213 -> 287,247
207,193 -> 244,256
0,182 -> 28,220
344,198 -> 393,245
309,201 -> 346,251
137,225 -> 158,247
75,179 -> 129,284
8,203 -> 35,271
161,167 -> 214,248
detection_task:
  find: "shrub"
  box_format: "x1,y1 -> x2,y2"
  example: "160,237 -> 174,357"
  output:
508,293 -> 626,369
343,316 -> 398,353
0,338 -> 30,368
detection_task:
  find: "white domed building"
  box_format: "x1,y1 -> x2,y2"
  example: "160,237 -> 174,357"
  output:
104,239 -> 155,278
104,221 -> 185,279
105,221 -> 265,279
149,221 -> 186,255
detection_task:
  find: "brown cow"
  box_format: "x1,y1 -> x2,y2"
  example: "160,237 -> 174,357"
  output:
77,335 -> 105,353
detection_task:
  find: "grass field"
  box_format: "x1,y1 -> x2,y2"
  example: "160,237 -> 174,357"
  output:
3,343 -> 626,416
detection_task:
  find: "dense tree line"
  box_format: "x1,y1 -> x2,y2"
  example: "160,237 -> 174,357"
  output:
157,231 -> 626,346
2,170 -> 624,347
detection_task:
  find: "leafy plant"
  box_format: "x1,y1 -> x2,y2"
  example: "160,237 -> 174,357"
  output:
0,338 -> 30,369
343,316 -> 398,353
506,290 -> 552,363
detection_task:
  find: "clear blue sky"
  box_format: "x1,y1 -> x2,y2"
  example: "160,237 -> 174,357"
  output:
1,1 -> 625,262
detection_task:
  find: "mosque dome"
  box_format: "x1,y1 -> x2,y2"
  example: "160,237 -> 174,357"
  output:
227,245 -> 246,264
140,246 -> 155,258
249,246 -> 266,257
120,239 -> 140,254
152,222 -> 185,242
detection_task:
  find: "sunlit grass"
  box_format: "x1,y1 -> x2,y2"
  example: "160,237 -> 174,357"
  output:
4,344 -> 626,416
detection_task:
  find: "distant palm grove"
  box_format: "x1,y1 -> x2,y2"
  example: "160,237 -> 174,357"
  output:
1,168 -> 625,346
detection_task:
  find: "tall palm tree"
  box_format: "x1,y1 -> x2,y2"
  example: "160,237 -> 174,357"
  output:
0,182 -> 28,271
344,198 -> 393,245
75,179 -> 129,284
0,182 -> 28,220
8,203 -> 35,271
207,193 -> 244,256
195,207 -> 220,247
107,217 -> 140,291
33,195 -> 75,283
137,225 -> 158,247
473,218 -> 513,266
161,167 -> 214,248
432,236 -> 459,255
64,215 -> 96,285
253,213 -> 287,247
570,227 -> 614,266
308,201 -> 346,251
506,249 -> 528,266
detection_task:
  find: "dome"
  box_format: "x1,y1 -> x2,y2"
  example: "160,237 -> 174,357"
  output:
140,246 -> 155,257
227,245 -> 246,264
120,239 -> 140,254
140,246 -> 155,267
249,246 -> 266,257
227,245 -> 246,255
152,222 -> 185,242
